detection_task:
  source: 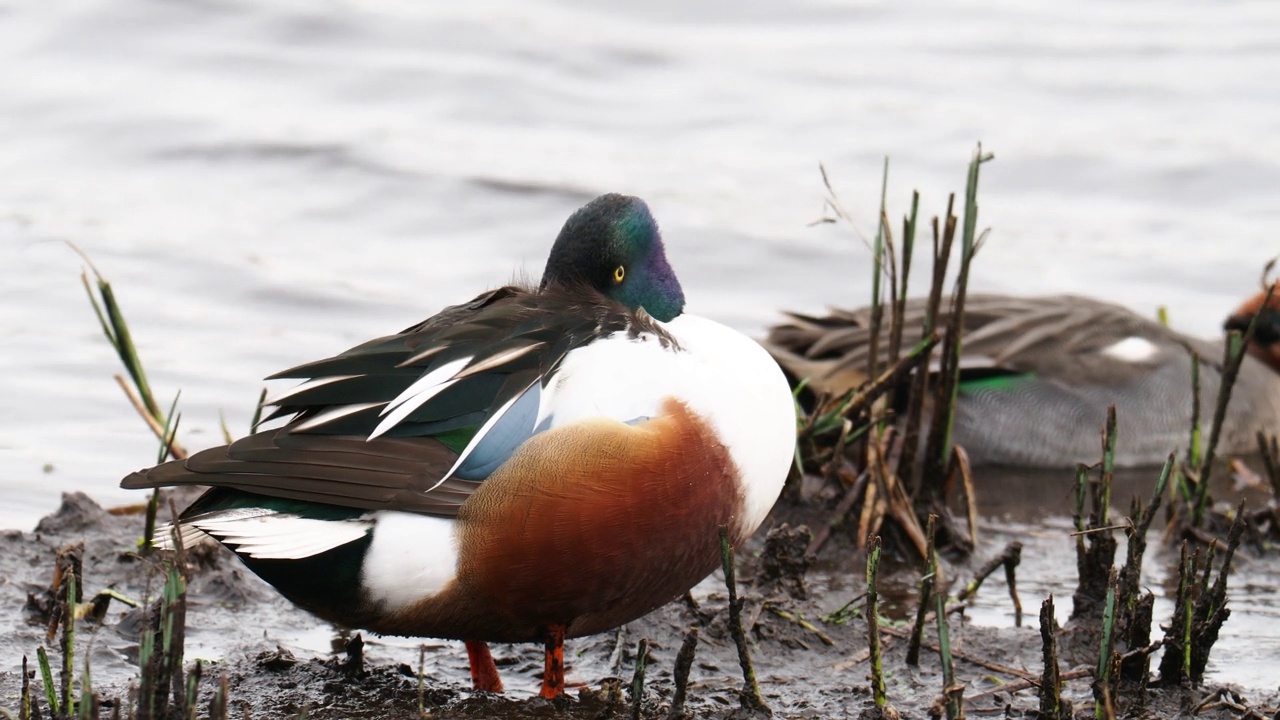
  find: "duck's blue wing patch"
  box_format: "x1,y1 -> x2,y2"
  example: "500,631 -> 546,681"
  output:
450,385 -> 653,482
452,382 -> 542,481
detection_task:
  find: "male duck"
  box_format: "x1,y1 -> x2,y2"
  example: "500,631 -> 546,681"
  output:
122,194 -> 796,698
765,289 -> 1280,469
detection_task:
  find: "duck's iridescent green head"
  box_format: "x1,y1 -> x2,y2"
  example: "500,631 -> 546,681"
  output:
541,193 -> 686,322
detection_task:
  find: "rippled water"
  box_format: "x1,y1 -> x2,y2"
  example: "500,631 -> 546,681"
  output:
6,0 -> 1279,525
2,0 -> 1279,694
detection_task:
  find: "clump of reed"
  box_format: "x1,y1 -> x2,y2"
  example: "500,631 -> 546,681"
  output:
15,537 -> 202,720
11,251 -> 238,720
780,149 -> 1278,719
793,145 -> 994,564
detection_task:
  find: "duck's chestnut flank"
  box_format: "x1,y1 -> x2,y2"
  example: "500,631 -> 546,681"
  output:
380,398 -> 741,641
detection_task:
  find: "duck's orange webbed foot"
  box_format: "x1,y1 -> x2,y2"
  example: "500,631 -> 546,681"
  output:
465,639 -> 504,693
539,624 -> 567,699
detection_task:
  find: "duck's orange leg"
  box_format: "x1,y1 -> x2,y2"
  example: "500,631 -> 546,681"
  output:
465,640 -> 504,693
539,624 -> 567,699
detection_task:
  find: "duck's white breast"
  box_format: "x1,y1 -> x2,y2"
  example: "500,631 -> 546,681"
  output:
540,313 -> 797,536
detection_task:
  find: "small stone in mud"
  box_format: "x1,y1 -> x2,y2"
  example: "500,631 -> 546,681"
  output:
35,492 -> 106,535
258,645 -> 300,671
758,523 -> 813,600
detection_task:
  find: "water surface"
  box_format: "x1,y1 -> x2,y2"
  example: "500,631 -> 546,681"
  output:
2,0 -> 1279,688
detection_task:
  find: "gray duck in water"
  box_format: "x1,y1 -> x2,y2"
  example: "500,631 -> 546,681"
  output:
764,285 -> 1280,469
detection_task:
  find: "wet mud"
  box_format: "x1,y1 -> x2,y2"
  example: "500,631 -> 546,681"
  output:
1,486 -> 1278,719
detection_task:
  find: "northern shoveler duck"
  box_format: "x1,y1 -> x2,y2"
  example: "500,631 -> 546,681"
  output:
764,287 -> 1280,469
122,193 -> 796,698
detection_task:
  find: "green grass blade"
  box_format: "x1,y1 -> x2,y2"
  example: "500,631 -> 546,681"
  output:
36,647 -> 58,716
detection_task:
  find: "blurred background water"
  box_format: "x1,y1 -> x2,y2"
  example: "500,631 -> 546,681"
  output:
2,0 -> 1278,525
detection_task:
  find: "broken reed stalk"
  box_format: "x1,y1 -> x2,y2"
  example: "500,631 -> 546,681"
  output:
956,542 -> 1018,602
865,535 -> 887,709
1002,544 -> 1023,627
1073,464 -> 1088,540
210,672 -> 229,720
1189,283 -> 1271,524
21,655 -> 30,720
1188,353 -> 1202,470
666,629 -> 699,720
1072,408 -> 1119,622
1191,504 -> 1246,671
185,661 -> 202,719
139,529 -> 190,720
1038,596 -> 1068,720
1157,502 -> 1248,684
947,446 -> 980,552
718,528 -> 770,716
896,196 -> 954,491
1158,542 -> 1197,687
163,515 -> 190,715
866,156 -> 890,385
61,570 -> 76,718
1117,455 -> 1172,604
36,647 -> 57,717
906,514 -> 938,666
922,146 -> 993,495
1098,406 -> 1117,527
1093,571 -> 1119,719
1257,431 -> 1280,497
888,191 -> 920,366
630,638 -> 650,720
916,197 -> 958,493
934,560 -> 961,719
1116,454 -> 1172,682
956,541 -> 1023,626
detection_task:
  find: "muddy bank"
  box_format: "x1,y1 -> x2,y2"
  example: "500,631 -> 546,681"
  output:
1,490 -> 1277,719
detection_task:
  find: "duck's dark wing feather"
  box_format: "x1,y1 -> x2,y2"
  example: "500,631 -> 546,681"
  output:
121,285 -> 668,515
125,431 -> 478,514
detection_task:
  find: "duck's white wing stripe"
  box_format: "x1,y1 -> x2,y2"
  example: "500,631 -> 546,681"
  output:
185,512 -> 374,560
383,357 -> 471,413
452,343 -> 544,380
152,523 -> 213,551
368,356 -> 473,439
265,375 -> 358,406
291,402 -> 384,432
370,379 -> 462,439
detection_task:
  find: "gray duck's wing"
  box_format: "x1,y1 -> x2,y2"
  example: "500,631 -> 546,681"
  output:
764,294 -> 1203,395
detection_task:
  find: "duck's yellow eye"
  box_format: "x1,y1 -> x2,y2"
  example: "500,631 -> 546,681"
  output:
613,265 -> 625,284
